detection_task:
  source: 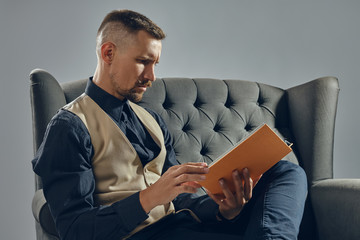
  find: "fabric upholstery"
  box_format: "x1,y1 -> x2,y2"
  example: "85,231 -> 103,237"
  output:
30,69 -> 359,240
287,78 -> 339,184
140,78 -> 298,167
30,70 -> 67,190
311,179 -> 360,240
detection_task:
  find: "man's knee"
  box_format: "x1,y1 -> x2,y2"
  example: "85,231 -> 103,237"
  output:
270,161 -> 308,190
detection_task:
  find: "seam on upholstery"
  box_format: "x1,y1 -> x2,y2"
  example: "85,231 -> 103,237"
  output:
256,82 -> 276,119
262,185 -> 269,238
172,129 -> 201,155
162,80 -> 182,122
184,112 -> 202,146
164,108 -> 182,122
172,114 -> 202,148
223,81 -> 246,124
260,105 -> 276,118
186,130 -> 201,146
201,131 -> 230,164
204,154 -> 215,163
225,94 -> 246,124
192,79 -> 215,126
229,107 -> 246,125
215,108 -> 235,146
196,105 -> 214,126
209,80 -> 234,146
217,129 -> 235,146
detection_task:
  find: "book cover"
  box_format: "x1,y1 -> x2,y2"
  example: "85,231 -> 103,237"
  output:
200,124 -> 292,195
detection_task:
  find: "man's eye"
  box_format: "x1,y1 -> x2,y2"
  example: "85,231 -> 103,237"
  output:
137,59 -> 158,66
137,59 -> 149,65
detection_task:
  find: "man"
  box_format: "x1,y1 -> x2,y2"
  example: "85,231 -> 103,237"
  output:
32,9 -> 307,240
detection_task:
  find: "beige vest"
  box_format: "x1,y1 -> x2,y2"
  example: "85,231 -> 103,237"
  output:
63,93 -> 175,237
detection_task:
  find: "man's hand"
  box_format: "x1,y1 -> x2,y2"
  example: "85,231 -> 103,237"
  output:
139,162 -> 209,213
207,168 -> 261,220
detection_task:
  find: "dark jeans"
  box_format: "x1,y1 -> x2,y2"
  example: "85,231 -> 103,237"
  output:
129,161 -> 308,240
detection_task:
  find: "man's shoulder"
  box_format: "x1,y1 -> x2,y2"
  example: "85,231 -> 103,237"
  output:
42,109 -> 92,147
52,108 -> 80,122
48,109 -> 87,131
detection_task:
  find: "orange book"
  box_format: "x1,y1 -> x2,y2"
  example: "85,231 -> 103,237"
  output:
200,124 -> 292,195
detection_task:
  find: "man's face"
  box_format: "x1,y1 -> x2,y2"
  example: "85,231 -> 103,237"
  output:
108,30 -> 162,102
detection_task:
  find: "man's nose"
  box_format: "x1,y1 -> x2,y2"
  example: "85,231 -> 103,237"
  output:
143,65 -> 156,82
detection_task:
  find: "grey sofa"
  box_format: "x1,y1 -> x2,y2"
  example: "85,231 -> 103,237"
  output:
30,69 -> 360,240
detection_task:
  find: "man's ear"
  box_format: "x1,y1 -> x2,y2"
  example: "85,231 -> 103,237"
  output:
101,42 -> 116,64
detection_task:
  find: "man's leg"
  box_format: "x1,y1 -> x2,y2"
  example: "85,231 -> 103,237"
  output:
130,161 -> 307,240
128,211 -> 242,240
238,161 -> 308,240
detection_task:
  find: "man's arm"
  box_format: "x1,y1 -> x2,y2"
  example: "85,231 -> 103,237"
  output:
32,111 -> 148,240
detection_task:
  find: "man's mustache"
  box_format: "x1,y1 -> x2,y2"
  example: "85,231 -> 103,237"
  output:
137,79 -> 152,88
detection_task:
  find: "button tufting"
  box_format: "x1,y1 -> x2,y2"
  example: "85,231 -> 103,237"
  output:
200,148 -> 207,156
162,99 -> 172,109
257,95 -> 264,106
225,98 -> 232,108
244,124 -> 252,131
194,99 -> 201,109
213,124 -> 221,132
182,124 -> 190,132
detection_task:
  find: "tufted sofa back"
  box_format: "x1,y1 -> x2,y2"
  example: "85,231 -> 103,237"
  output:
140,78 -> 299,166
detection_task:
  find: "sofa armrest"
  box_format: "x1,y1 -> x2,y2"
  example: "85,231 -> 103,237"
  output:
286,77 -> 340,184
32,189 -> 58,237
32,189 -> 46,223
311,179 -> 360,240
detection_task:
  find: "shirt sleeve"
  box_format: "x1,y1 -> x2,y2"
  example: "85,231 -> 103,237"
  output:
32,110 -> 148,240
145,109 -> 220,223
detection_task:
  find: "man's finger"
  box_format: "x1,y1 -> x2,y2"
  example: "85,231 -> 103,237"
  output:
177,184 -> 199,194
174,164 -> 209,176
181,181 -> 202,188
219,178 -> 235,203
184,162 -> 208,167
175,173 -> 206,185
242,168 -> 252,201
205,189 -> 224,206
232,170 -> 244,203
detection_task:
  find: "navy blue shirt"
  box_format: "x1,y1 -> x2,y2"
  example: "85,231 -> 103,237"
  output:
32,78 -> 218,240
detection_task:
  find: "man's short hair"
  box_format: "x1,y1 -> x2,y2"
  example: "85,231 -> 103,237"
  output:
96,9 -> 165,56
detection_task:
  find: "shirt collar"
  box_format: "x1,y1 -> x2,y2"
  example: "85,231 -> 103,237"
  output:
85,77 -> 128,122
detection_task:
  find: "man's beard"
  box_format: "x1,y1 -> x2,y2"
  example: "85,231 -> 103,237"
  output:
112,78 -> 152,102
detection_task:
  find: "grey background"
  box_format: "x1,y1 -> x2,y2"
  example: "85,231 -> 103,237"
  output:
1,0 -> 359,239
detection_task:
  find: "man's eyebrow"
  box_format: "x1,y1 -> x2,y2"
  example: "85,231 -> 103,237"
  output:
137,56 -> 160,64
